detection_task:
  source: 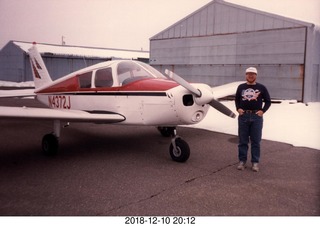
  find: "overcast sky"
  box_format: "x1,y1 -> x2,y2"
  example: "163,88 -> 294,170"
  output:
0,0 -> 319,51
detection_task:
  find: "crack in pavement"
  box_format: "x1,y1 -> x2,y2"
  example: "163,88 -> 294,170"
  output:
106,161 -> 238,214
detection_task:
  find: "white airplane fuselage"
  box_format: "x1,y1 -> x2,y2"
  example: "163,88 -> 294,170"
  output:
32,59 -> 212,127
36,83 -> 210,126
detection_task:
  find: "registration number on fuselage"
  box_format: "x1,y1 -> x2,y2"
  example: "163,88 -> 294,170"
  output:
48,95 -> 71,109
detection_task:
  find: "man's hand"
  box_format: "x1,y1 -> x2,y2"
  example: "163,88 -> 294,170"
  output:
238,108 -> 244,115
256,110 -> 264,117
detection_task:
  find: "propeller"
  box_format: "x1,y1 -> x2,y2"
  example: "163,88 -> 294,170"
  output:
165,69 -> 236,118
165,69 -> 201,97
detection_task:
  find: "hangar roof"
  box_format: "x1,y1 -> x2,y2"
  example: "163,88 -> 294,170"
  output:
150,0 -> 314,40
11,41 -> 149,59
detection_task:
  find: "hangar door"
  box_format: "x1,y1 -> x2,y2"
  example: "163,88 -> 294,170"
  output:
150,27 -> 306,101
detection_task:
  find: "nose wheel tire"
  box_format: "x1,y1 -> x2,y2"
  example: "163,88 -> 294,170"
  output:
169,137 -> 190,162
42,133 -> 59,156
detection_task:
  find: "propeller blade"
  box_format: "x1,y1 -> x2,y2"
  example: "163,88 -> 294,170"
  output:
209,99 -> 236,118
165,69 -> 201,97
165,69 -> 236,118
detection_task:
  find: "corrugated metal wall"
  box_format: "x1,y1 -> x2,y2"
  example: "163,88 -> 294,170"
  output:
151,1 -> 303,39
0,41 -> 149,83
0,42 -> 26,82
150,0 -> 311,101
42,56 -> 107,80
151,27 -> 306,100
23,56 -> 107,81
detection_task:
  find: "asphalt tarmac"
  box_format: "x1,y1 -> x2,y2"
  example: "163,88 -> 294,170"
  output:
0,98 -> 319,216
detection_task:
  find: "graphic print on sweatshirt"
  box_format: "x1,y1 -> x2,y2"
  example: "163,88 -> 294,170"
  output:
241,88 -> 261,101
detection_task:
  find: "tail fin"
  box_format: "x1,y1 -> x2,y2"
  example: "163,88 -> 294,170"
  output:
28,42 -> 52,89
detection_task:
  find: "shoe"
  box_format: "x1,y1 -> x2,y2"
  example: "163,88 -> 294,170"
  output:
237,161 -> 246,170
252,163 -> 259,172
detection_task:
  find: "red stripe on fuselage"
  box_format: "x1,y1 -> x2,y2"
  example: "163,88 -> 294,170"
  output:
119,79 -> 178,91
36,78 -> 178,94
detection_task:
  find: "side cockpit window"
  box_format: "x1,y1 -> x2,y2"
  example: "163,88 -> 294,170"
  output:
95,68 -> 113,88
78,72 -> 92,88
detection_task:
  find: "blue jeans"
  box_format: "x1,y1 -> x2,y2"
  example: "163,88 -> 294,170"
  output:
238,112 -> 263,163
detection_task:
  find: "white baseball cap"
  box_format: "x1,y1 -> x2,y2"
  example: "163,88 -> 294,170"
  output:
246,67 -> 258,75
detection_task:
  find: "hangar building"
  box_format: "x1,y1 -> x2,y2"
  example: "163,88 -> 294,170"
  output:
0,41 -> 149,82
150,0 -> 320,102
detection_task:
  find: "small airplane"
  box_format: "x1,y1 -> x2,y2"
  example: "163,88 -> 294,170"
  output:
0,42 -> 242,162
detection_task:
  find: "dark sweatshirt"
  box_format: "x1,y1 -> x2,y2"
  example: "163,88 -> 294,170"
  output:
235,82 -> 271,113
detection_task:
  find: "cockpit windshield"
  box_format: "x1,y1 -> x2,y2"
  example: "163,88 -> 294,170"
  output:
135,61 -> 167,79
117,61 -> 167,86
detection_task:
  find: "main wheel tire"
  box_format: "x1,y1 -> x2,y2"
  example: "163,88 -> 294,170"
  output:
169,138 -> 190,162
42,133 -> 59,156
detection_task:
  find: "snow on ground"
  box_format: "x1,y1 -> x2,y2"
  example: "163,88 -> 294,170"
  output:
0,80 -> 35,87
187,101 -> 320,150
1,80 -> 319,150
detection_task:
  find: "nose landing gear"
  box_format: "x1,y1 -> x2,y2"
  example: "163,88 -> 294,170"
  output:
170,136 -> 190,162
158,126 -> 190,162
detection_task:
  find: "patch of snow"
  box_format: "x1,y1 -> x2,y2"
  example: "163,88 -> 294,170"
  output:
0,80 -> 35,87
187,101 -> 320,150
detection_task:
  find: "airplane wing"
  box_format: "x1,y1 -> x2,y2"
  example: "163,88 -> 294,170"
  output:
0,89 -> 36,98
0,106 -> 125,123
211,81 -> 244,99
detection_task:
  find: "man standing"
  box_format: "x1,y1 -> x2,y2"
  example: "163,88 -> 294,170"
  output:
235,67 -> 271,172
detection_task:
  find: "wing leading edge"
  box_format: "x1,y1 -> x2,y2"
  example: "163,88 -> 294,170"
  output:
211,81 -> 244,99
0,89 -> 36,98
0,106 -> 125,123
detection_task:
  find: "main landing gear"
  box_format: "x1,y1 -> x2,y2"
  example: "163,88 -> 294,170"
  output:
41,120 -> 61,156
41,122 -> 190,162
157,127 -> 190,163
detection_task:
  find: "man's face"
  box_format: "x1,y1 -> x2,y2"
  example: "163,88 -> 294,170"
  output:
246,72 -> 257,84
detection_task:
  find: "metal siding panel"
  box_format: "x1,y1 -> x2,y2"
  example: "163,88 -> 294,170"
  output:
283,20 -> 295,27
169,27 -> 175,38
207,4 -> 215,35
163,30 -> 169,39
193,12 -> 201,36
151,1 -> 311,40
25,56 -> 33,81
44,57 -> 66,80
174,24 -> 181,38
228,7 -> 238,32
186,17 -> 193,37
237,10 -> 247,32
236,28 -> 305,64
245,12 -> 255,31
238,27 -> 306,44
180,20 -> 187,37
170,64 -> 238,86
151,34 -> 238,65
220,5 -> 230,34
273,18 -> 285,29
153,63 -> 304,100
214,4 -> 222,34
0,43 -> 25,82
200,8 -> 208,36
72,58 -> 88,72
254,14 -> 265,30
263,16 -> 274,30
